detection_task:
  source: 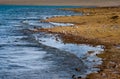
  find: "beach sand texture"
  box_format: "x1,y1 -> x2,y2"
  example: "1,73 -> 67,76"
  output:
35,7 -> 120,79
40,7 -> 120,46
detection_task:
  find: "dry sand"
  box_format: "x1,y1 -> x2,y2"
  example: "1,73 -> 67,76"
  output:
0,0 -> 120,7
40,7 -> 120,46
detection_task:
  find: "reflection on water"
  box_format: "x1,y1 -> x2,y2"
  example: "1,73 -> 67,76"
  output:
0,5 -> 103,79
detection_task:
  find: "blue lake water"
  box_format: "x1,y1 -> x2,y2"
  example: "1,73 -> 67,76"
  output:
0,5 -> 103,79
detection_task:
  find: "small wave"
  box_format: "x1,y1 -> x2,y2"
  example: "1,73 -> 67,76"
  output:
8,64 -> 27,70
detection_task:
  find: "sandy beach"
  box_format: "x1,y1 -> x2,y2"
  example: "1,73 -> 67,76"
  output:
34,7 -> 120,79
0,0 -> 120,7
39,7 -> 120,46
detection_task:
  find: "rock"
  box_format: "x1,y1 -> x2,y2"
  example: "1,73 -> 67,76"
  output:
77,76 -> 82,79
88,51 -> 94,55
101,73 -> 107,78
75,68 -> 81,71
110,15 -> 119,19
14,40 -> 18,42
72,75 -> 77,79
93,60 -> 96,62
34,26 -> 37,29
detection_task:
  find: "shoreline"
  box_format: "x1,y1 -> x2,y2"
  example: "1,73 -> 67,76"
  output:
34,6 -> 120,79
39,7 -> 120,46
36,28 -> 114,47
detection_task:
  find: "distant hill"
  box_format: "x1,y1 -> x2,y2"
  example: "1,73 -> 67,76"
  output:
0,0 -> 120,6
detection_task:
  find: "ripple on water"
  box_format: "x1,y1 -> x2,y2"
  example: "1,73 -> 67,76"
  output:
33,33 -> 104,76
0,6 -> 103,79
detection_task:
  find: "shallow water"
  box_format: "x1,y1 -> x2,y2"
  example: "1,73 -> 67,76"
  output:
0,5 -> 103,79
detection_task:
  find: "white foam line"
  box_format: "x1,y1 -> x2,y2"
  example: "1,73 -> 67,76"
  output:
49,22 -> 74,26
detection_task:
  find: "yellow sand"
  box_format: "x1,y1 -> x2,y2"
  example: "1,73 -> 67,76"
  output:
42,7 -> 120,45
35,7 -> 120,79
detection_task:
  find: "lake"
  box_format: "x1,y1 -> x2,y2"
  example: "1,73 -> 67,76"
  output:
0,5 -> 103,79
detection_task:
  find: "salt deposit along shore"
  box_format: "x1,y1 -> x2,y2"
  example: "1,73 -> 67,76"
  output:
34,6 -> 120,79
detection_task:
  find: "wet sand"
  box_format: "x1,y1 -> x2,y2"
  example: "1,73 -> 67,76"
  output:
35,7 -> 120,79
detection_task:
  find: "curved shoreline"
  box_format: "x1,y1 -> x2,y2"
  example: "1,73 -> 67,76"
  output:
34,7 -> 120,79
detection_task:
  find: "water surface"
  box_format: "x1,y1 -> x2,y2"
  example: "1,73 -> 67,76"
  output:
0,5 -> 103,79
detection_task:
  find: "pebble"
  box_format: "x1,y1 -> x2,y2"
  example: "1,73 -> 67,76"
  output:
72,75 -> 83,79
75,68 -> 81,71
72,75 -> 77,79
77,76 -> 82,79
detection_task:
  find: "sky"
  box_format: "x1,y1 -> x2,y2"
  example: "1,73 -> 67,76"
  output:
0,0 -> 120,6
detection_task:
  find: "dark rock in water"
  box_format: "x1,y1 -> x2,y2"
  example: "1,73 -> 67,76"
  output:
72,75 -> 82,79
75,68 -> 81,71
72,75 -> 75,78
88,51 -> 94,55
77,76 -> 82,79
72,75 -> 77,79
14,40 -> 18,42
34,26 -> 37,29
